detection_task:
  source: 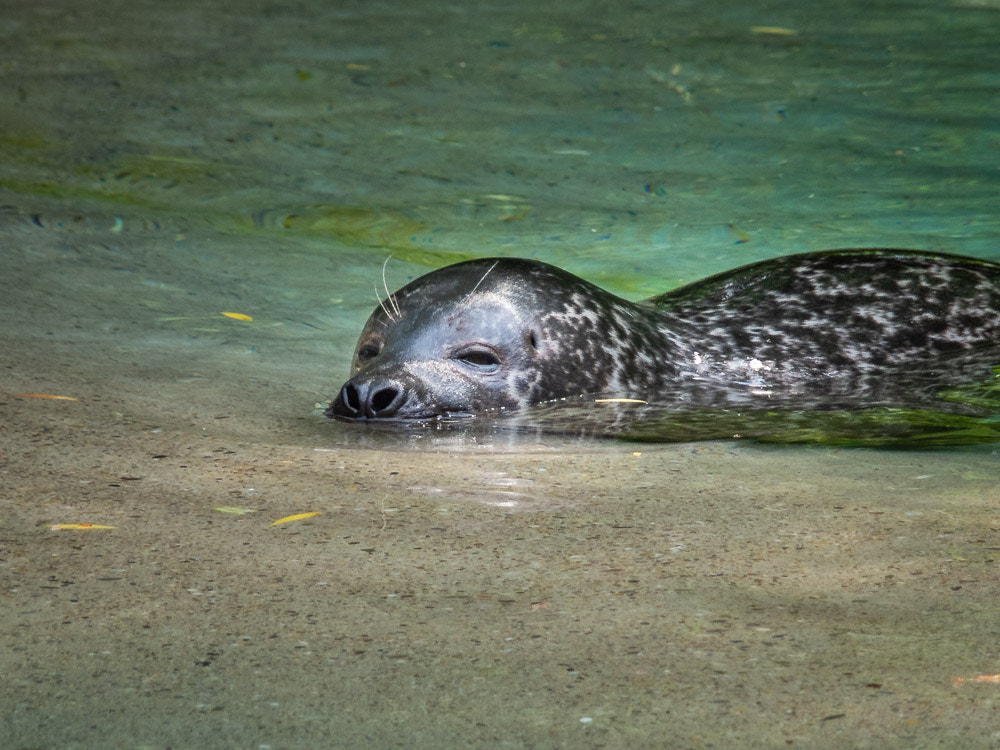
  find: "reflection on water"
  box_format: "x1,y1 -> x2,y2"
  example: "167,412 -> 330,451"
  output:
322,361 -> 1000,448
325,356 -> 1000,448
535,362 -> 1000,447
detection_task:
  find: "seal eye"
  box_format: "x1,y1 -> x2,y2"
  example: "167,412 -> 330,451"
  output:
454,348 -> 501,371
357,343 -> 380,362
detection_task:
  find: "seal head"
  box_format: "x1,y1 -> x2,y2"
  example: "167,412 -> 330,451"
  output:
328,258 -> 658,420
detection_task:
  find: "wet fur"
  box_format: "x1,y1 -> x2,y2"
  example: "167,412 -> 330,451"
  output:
328,250 -> 1000,421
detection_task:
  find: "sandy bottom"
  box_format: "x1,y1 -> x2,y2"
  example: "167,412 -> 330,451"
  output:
3,334 -> 999,748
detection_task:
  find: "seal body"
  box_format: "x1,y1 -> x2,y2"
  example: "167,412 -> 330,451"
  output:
327,250 -> 1000,422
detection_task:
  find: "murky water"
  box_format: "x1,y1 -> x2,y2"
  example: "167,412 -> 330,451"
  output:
2,0 -> 999,747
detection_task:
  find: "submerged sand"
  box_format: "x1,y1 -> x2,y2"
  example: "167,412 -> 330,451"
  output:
3,262 -> 999,746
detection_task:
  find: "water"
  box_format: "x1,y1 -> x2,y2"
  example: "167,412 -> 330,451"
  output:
2,0 -> 999,747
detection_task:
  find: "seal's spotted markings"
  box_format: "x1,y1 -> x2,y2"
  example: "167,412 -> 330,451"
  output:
327,250 -> 1000,422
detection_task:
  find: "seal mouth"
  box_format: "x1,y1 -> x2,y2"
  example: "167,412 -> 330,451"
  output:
325,407 -> 476,424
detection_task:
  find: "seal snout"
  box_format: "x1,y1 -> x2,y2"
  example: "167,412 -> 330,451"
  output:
329,379 -> 407,420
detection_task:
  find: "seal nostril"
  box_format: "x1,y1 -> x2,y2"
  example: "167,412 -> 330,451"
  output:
331,380 -> 406,420
343,383 -> 361,413
371,387 -> 399,413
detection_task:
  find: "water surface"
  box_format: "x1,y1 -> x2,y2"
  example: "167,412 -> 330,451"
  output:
2,0 -> 999,747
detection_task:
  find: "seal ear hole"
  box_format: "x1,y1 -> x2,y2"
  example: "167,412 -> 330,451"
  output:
527,330 -> 539,350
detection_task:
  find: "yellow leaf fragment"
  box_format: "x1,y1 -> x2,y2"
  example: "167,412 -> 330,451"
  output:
50,523 -> 116,530
16,393 -> 82,401
953,673 -> 1000,687
728,223 -> 751,243
483,194 -> 526,202
750,26 -> 798,36
271,512 -> 321,526
221,312 -> 253,321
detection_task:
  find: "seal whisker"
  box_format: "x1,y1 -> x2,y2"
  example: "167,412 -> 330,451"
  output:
467,260 -> 500,299
382,255 -> 402,319
373,282 -> 397,322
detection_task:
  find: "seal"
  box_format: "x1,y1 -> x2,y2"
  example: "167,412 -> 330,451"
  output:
326,249 -> 1000,422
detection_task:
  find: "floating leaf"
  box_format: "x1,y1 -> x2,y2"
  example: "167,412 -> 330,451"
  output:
221,311 -> 253,321
271,512 -> 321,526
50,523 -> 116,530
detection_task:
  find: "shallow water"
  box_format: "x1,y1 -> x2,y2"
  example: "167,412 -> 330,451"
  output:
2,0 -> 999,748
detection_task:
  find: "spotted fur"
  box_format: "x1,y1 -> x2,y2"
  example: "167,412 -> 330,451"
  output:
327,250 -> 1000,421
